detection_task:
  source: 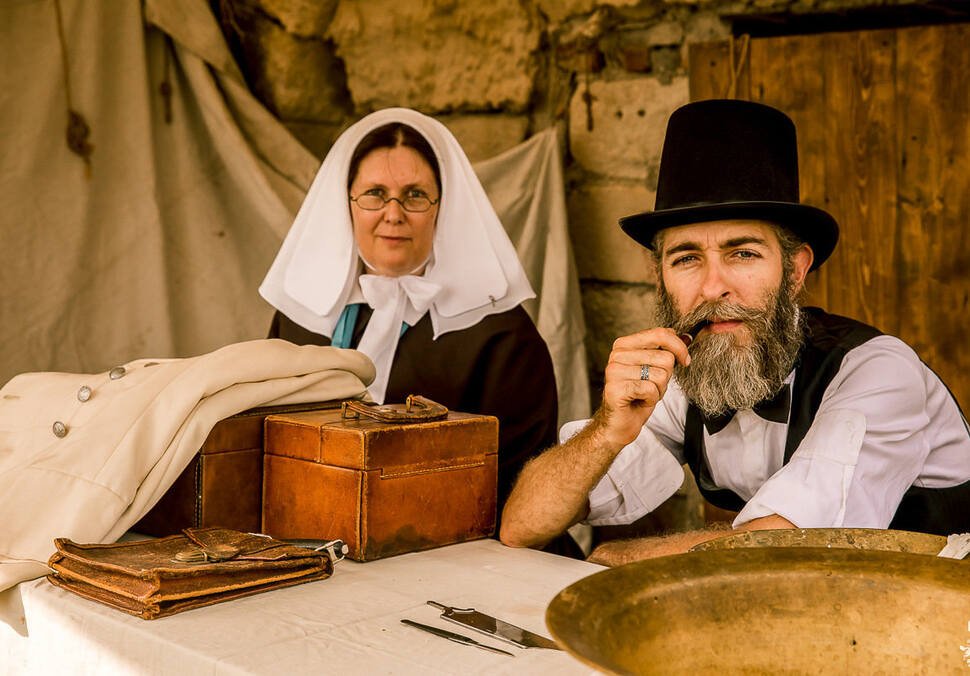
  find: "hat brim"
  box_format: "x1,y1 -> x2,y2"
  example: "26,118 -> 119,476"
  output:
619,201 -> 839,271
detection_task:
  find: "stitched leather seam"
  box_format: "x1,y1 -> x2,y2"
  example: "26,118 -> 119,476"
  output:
380,460 -> 486,479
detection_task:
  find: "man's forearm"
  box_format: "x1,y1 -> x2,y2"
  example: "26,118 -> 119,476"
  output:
586,523 -> 734,566
499,413 -> 623,548
500,326 -> 689,549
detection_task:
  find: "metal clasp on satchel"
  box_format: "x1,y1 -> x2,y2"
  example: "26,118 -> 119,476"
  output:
312,539 -> 350,563
246,534 -> 350,564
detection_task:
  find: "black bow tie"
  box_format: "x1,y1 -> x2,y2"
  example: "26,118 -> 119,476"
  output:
701,385 -> 792,435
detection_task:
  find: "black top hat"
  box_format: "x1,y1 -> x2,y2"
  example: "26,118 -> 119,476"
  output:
619,99 -> 839,270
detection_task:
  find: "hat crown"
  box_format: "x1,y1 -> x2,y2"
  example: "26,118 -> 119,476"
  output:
655,99 -> 800,210
619,99 -> 839,270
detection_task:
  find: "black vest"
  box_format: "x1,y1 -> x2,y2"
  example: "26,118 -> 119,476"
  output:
683,307 -> 970,536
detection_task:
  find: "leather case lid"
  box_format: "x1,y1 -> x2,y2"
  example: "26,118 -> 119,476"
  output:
264,410 -> 498,471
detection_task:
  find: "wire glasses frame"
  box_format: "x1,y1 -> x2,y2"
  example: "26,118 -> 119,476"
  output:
349,193 -> 439,213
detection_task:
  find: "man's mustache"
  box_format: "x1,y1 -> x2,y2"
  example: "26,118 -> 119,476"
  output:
674,300 -> 767,336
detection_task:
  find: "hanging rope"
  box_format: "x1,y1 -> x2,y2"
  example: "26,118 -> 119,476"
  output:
160,35 -> 174,124
53,0 -> 94,177
217,0 -> 245,44
725,33 -> 751,99
582,68 -> 596,132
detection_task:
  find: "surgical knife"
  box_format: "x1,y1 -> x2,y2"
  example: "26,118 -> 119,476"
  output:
427,601 -> 562,650
400,619 -> 514,656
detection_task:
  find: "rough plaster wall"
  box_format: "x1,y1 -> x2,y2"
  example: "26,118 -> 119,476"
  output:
219,0 -> 941,534
327,1 -> 541,113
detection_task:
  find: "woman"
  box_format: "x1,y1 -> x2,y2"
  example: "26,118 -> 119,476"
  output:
259,108 -> 558,513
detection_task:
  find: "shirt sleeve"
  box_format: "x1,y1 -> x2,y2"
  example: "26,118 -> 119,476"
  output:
735,337 -> 935,529
560,418 -> 685,527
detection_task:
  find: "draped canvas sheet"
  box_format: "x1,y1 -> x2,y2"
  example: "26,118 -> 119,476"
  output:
0,0 -> 590,424
475,131 -> 591,424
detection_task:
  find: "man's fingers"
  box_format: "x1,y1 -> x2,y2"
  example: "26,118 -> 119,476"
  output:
628,362 -> 667,384
629,375 -> 665,402
604,360 -> 670,386
612,328 -> 691,366
609,347 -> 676,372
603,377 -> 664,408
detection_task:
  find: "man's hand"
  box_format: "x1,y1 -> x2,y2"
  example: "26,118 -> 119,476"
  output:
597,328 -> 691,448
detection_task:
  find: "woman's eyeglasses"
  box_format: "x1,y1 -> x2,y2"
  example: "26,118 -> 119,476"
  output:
350,193 -> 439,213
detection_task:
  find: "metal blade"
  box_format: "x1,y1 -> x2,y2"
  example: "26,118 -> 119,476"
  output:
427,601 -> 561,650
400,619 -> 514,656
473,642 -> 518,657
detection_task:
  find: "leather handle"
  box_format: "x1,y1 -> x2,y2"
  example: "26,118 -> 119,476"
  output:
341,395 -> 448,423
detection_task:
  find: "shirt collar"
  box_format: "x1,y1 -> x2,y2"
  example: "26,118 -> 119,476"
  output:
702,373 -> 795,435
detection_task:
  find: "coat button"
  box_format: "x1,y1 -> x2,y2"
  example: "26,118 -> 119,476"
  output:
77,386 -> 92,402
52,421 -> 68,438
109,366 -> 126,380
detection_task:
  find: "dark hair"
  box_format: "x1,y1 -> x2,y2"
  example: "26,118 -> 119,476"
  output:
347,123 -> 441,192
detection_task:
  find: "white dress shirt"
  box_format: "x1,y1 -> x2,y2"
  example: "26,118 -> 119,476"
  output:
568,335 -> 970,529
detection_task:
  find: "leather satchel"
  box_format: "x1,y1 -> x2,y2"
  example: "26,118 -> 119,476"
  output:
47,528 -> 333,619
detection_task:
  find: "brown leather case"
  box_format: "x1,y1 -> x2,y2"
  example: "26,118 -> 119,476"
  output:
47,528 -> 333,619
135,402 -> 340,536
262,406 -> 498,561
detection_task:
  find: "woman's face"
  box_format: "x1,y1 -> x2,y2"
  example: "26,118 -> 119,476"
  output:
349,145 -> 439,277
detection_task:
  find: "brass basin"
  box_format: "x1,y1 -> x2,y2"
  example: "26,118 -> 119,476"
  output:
690,528 -> 947,555
547,547 -> 970,675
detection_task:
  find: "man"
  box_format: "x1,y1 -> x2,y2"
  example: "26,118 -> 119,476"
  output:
499,99 -> 970,565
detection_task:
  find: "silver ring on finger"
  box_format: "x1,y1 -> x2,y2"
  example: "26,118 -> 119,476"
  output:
640,364 -> 650,380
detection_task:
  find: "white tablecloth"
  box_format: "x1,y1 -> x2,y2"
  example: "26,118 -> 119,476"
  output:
2,539 -> 604,675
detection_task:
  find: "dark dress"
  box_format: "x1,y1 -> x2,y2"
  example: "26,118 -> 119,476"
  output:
268,304 -> 559,514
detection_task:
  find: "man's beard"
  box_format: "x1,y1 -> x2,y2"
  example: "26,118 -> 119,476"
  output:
656,277 -> 804,418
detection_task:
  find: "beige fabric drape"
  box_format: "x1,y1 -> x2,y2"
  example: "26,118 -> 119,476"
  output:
475,130 -> 590,422
0,0 -> 589,420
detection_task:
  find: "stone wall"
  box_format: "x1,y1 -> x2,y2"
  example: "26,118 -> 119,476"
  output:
216,0 -> 947,535
221,0 -> 941,400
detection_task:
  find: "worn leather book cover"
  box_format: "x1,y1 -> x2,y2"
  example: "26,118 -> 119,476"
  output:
262,401 -> 498,561
47,528 -> 333,619
135,401 -> 342,536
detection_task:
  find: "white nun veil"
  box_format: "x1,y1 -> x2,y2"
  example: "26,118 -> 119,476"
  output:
259,108 -> 536,401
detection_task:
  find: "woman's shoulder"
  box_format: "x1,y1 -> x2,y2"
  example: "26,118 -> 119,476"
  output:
268,311 -> 331,347
476,304 -> 538,330
450,305 -> 543,343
